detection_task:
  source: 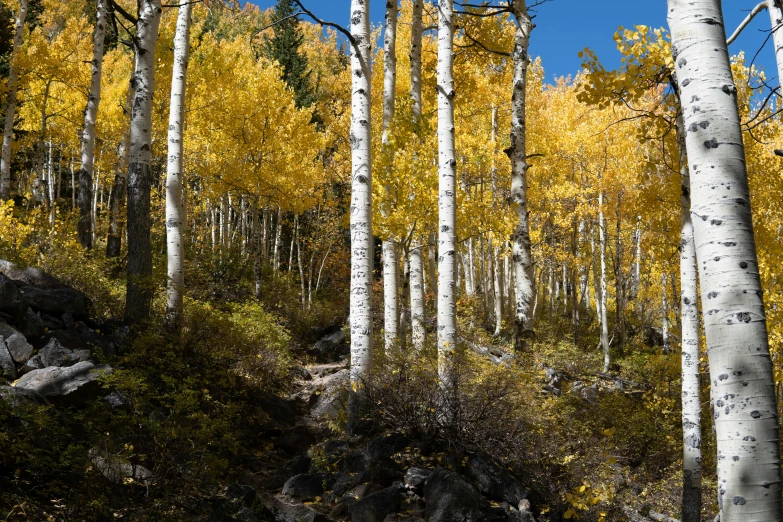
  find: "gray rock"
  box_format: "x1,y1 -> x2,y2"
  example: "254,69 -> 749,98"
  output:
0,323 -> 33,363
405,467 -> 432,495
18,355 -> 44,376
281,473 -> 335,501
0,338 -> 16,379
38,338 -> 90,367
309,368 -> 349,419
62,312 -> 75,330
20,308 -> 44,341
350,483 -> 402,522
40,314 -> 64,330
0,273 -> 25,321
19,286 -> 92,319
15,361 -> 111,403
347,482 -> 384,500
312,329 -> 348,362
0,384 -> 41,407
89,448 -> 154,486
367,432 -> 409,460
424,467 -> 482,522
104,391 -> 128,409
0,261 -> 66,289
265,495 -> 328,522
465,452 -> 527,506
43,329 -> 114,357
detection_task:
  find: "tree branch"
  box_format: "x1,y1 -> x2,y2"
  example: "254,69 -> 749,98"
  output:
108,0 -> 137,24
291,0 -> 355,45
459,29 -> 511,56
727,1 -> 768,45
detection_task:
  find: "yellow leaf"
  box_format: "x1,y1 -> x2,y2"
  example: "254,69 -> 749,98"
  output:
564,509 -> 575,519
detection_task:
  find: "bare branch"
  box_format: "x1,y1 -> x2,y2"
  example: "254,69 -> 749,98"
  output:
727,1 -> 768,45
291,0 -> 355,45
108,0 -> 137,24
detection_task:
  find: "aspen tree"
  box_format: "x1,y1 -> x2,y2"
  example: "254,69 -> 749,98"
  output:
668,1 -> 783,519
108,80 -> 135,258
437,0 -> 457,392
165,0 -> 193,329
509,0 -> 535,349
348,0 -> 373,433
77,0 -> 107,250
381,0 -> 399,351
0,0 -> 28,200
125,0 -> 162,324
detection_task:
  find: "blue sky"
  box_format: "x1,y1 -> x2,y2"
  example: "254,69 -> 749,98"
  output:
250,1 -> 778,84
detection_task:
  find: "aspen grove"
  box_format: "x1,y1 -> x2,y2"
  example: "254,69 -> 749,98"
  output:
3,0 -> 783,520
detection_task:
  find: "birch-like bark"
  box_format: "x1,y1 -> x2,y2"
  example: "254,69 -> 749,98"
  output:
436,0 -> 457,390
107,79 -> 134,258
348,0 -> 373,433
428,230 -> 438,299
676,110 -> 702,522
125,0 -> 162,325
0,0 -> 27,200
493,240 -> 503,336
165,0 -> 192,329
78,0 -> 107,249
253,201 -> 262,299
598,191 -> 610,372
273,207 -> 282,271
381,0 -> 399,351
769,1 -> 783,88
668,1 -> 783,519
408,0 -> 425,352
509,0 -> 535,349
661,273 -> 669,354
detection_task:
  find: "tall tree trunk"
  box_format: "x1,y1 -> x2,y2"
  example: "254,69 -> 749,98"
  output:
661,273 -> 669,354
428,230 -> 438,300
408,0 -> 425,352
769,1 -> 783,88
381,0 -> 399,351
0,0 -> 27,200
509,0 -> 535,349
165,0 -> 192,329
493,239 -> 503,336
78,0 -> 106,249
273,207 -> 282,271
668,1 -> 783,519
253,201 -> 262,299
125,0 -> 162,325
347,0 -> 373,434
436,0 -> 457,393
399,244 -> 409,350
598,191 -> 610,372
614,195 -> 625,354
676,110 -> 702,522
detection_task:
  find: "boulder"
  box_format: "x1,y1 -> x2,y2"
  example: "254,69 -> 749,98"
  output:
18,286 -> 92,319
0,384 -> 41,407
281,473 -> 335,501
350,484 -> 402,522
40,314 -> 64,330
367,432 -> 409,460
0,260 -> 66,289
41,329 -> 114,356
0,323 -> 33,363
20,308 -> 44,342
0,339 -> 16,379
37,337 -> 90,367
0,273 -> 25,321
274,425 -> 316,455
14,361 -> 111,404
312,329 -> 349,362
104,391 -> 129,409
285,455 -> 312,476
18,355 -> 44,376
265,495 -> 328,522
465,452 -> 527,506
404,467 -> 432,496
89,448 -> 154,486
308,368 -> 349,420
424,467 -> 482,522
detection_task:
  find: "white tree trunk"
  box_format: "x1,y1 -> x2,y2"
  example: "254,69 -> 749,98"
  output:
598,191 -> 610,372
677,110 -> 702,522
661,273 -> 669,354
78,0 -> 106,249
273,207 -> 282,271
492,238 -> 503,336
428,230 -> 438,299
124,0 -> 162,324
165,0 -> 192,328
669,1 -> 783,519
0,0 -> 27,200
348,0 -> 373,432
408,0 -> 425,352
769,1 -> 783,88
253,201 -> 262,299
510,0 -> 535,348
382,0 -> 399,351
436,0 -> 457,390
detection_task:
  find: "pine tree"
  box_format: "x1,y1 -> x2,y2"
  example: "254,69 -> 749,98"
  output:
263,0 -> 314,108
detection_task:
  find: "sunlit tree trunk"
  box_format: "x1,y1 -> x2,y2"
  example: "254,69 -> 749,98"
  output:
253,201 -> 262,299
493,239 -> 503,336
78,0 -> 107,249
409,0 -> 425,351
273,207 -> 282,271
676,110 -> 702,522
165,0 -> 192,329
509,0 -> 535,349
0,0 -> 27,200
661,273 -> 669,354
125,0 -> 162,325
436,0 -> 457,391
348,0 -> 373,434
598,190 -> 610,372
428,230 -> 438,300
381,0 -> 399,351
669,1 -> 783,519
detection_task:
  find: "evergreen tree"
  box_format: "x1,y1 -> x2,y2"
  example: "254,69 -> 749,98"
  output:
263,0 -> 315,108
